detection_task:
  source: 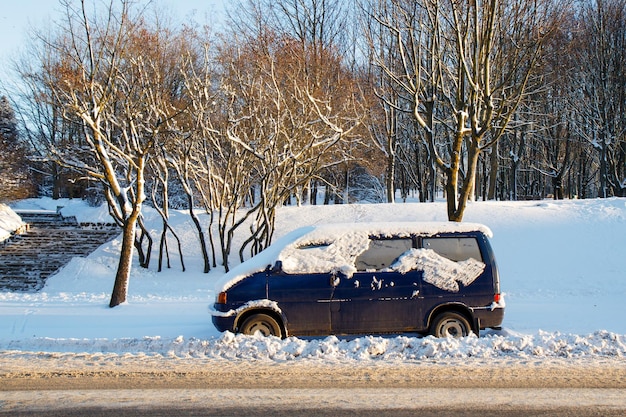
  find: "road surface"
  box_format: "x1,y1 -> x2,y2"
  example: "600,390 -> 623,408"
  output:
1,357 -> 625,415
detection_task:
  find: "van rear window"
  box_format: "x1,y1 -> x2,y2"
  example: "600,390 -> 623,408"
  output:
422,237 -> 482,262
355,238 -> 413,271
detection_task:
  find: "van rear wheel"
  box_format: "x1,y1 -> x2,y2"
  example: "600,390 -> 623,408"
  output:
239,313 -> 283,337
430,312 -> 471,338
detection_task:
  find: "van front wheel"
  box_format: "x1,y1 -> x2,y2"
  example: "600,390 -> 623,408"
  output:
239,313 -> 283,338
430,312 -> 471,338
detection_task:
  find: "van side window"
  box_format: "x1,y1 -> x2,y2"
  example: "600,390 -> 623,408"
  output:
355,238 -> 413,271
422,237 -> 483,262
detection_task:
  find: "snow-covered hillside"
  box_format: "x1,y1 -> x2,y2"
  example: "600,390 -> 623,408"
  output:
1,197 -> 625,363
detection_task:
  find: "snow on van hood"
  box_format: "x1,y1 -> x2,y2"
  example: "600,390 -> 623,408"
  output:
214,222 -> 491,293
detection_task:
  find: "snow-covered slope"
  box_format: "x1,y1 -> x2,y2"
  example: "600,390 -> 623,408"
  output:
1,197 -> 625,363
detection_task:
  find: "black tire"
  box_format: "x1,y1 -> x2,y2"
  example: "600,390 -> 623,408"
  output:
430,312 -> 471,338
239,313 -> 283,337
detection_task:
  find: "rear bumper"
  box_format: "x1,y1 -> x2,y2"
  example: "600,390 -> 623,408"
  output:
474,307 -> 505,329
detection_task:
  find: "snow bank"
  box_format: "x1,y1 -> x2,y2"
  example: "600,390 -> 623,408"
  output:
2,330 -> 624,362
208,330 -> 626,361
0,203 -> 25,242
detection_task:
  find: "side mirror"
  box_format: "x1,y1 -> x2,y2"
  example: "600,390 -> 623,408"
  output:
269,261 -> 283,273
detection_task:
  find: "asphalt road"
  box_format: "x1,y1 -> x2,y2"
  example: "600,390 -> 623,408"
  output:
2,388 -> 626,416
2,359 -> 625,416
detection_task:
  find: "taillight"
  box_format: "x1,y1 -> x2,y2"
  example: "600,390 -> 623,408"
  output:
494,293 -> 501,303
217,291 -> 227,304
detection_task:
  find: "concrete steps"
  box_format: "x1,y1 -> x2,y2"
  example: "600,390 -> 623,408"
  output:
0,211 -> 119,292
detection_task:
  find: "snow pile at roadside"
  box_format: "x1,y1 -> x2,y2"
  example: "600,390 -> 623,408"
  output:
206,330 -> 626,361
0,203 -> 25,242
2,330 -> 624,362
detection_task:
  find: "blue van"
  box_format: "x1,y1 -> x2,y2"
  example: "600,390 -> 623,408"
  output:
211,222 -> 504,338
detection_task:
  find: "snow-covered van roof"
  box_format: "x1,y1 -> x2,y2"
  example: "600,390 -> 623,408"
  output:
284,221 -> 492,242
214,221 -> 492,293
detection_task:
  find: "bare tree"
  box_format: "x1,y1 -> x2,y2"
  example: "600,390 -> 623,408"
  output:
361,0 -> 403,203
149,150 -> 185,272
576,0 -> 626,197
368,0 -> 559,220
183,26 -> 364,270
10,49 -> 88,201
0,96 -> 35,202
228,0 -> 375,205
29,0 -> 193,306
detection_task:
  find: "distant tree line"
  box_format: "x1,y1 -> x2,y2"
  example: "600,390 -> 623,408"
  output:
1,0 -> 625,305
0,96 -> 35,201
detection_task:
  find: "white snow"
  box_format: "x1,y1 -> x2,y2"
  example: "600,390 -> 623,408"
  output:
0,203 -> 26,242
280,228 -> 370,278
1,196 -> 626,364
391,248 -> 485,292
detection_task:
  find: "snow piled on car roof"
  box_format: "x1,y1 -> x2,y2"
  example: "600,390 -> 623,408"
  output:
214,222 -> 491,292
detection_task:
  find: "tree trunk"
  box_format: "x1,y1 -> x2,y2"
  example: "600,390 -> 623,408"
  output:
445,124 -> 464,221
445,161 -> 459,221
52,164 -> 61,200
510,156 -> 518,201
481,155 -> 488,201
599,133 -> 609,198
429,162 -> 436,202
311,180 -> 318,205
552,175 -> 564,200
190,204 -> 210,273
386,152 -> 395,203
343,165 -> 350,204
109,215 -> 138,307
487,142 -> 498,200
448,142 -> 481,222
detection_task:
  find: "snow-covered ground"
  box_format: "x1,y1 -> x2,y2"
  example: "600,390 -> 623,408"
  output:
1,196 -> 625,363
0,203 -> 26,242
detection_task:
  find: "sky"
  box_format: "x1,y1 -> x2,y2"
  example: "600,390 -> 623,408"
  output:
0,0 -> 225,83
